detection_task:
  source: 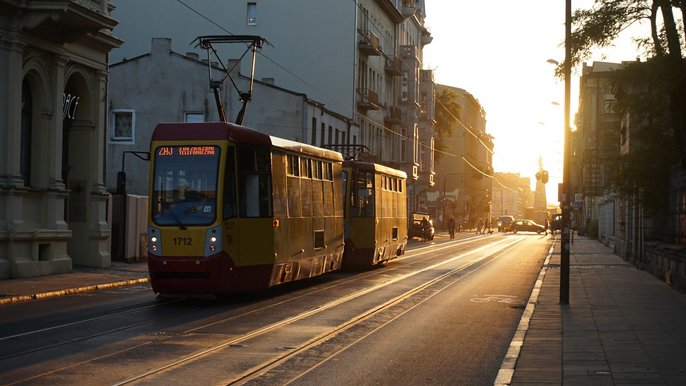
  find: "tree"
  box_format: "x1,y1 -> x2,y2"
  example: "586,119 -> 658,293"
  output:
433,88 -> 461,164
564,0 -> 686,157
610,59 -> 680,209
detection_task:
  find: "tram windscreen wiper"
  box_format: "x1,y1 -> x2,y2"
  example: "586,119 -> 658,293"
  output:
157,198 -> 188,230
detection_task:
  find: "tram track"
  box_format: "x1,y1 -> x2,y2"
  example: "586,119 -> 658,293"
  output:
0,234 -> 522,385
0,233 -> 484,353
113,236 -> 524,385
232,237 -> 526,385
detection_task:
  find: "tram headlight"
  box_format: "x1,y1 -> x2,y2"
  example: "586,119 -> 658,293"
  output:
204,225 -> 223,256
148,226 -> 162,256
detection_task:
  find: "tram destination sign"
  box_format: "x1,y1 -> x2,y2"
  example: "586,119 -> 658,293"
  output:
157,146 -> 217,157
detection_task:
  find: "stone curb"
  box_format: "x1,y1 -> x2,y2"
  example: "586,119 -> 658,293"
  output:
0,278 -> 150,306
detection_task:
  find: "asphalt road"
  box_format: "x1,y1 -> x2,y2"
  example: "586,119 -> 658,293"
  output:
0,232 -> 552,385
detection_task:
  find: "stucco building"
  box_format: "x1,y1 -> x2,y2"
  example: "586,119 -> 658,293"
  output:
0,0 -> 121,278
433,85 -> 493,227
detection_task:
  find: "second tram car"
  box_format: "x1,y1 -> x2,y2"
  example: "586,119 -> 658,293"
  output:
342,160 -> 408,267
147,122 -> 345,295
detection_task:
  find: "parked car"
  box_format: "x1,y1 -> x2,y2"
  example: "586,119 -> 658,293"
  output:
409,212 -> 435,240
497,215 -> 515,232
511,219 -> 545,234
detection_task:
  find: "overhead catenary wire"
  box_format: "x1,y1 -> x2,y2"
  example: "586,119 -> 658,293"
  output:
174,1 -> 521,193
175,0 -> 434,147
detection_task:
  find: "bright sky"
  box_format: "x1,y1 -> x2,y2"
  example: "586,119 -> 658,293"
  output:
423,0 -> 647,205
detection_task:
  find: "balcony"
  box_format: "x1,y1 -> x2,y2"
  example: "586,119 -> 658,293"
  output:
357,88 -> 382,111
402,0 -> 417,18
18,0 -> 119,45
400,45 -> 418,61
384,106 -> 402,125
358,30 -> 383,56
421,28 -> 433,46
384,56 -> 403,76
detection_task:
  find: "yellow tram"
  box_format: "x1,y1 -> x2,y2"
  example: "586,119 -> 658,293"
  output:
147,122 -> 345,294
342,160 -> 408,267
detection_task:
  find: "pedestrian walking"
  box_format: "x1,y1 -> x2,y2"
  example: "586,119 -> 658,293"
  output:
448,215 -> 456,239
544,218 -> 550,235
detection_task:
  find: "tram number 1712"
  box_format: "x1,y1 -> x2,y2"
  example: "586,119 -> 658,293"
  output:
173,237 -> 193,246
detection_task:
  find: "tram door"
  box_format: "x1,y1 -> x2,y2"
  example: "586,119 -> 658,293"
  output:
222,146 -> 239,265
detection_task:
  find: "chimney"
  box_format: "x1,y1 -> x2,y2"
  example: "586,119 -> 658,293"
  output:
227,59 -> 241,77
151,38 -> 172,55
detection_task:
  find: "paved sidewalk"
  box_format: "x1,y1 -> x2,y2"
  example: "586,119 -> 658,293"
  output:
508,236 -> 686,385
0,261 -> 149,305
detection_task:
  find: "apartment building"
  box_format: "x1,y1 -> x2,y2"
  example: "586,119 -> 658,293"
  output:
434,85 -> 493,227
574,61 -> 623,241
492,172 -> 531,219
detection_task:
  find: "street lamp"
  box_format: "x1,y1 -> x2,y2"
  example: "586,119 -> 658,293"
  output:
560,0 -> 572,304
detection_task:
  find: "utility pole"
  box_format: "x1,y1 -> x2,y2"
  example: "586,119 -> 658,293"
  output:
560,0 -> 572,304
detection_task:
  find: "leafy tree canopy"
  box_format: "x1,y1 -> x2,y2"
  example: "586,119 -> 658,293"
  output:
434,88 -> 461,164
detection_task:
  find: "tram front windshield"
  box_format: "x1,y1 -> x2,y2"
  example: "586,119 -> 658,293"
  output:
151,145 -> 220,226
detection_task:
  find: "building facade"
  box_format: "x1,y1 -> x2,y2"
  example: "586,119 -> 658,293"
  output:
109,0 -> 435,213
492,172 -> 531,219
433,85 -> 493,228
0,0 -> 122,278
574,61 -> 622,242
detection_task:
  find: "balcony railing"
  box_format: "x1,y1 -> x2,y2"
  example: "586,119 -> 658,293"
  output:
402,0 -> 416,18
359,30 -> 382,56
385,106 -> 402,125
400,45 -> 418,61
72,0 -> 109,15
357,88 -> 382,110
385,56 -> 403,76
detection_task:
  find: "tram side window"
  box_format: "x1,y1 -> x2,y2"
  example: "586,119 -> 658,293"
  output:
341,170 -> 349,218
238,145 -> 272,217
223,147 -> 237,219
355,171 -> 374,217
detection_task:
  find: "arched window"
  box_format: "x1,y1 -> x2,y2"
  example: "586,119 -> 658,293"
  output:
21,79 -> 32,186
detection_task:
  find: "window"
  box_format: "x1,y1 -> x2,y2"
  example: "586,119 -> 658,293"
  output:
185,112 -> 204,123
151,145 -> 221,226
223,146 -> 237,219
301,157 -> 312,178
247,2 -> 257,25
21,80 -> 32,187
311,117 -> 317,145
287,154 -> 300,176
355,171 -> 374,217
111,109 -> 135,142
237,145 -> 272,217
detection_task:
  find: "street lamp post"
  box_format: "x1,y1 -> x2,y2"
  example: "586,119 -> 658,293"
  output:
560,0 -> 572,304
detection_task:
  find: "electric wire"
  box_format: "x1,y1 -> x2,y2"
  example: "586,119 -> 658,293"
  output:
173,0 -> 520,193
